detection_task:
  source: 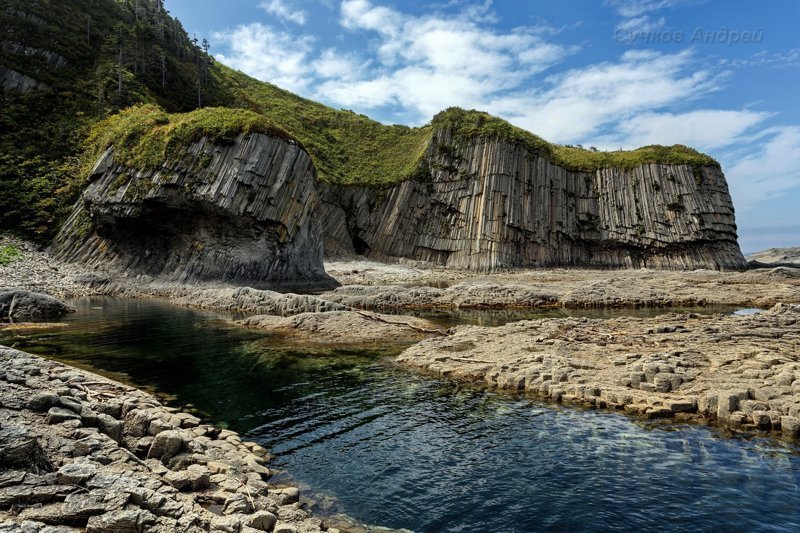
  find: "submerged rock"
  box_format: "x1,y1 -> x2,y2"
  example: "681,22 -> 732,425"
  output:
51,133 -> 337,290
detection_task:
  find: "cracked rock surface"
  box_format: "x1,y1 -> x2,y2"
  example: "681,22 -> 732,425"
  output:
397,303 -> 800,438
0,346 -> 325,532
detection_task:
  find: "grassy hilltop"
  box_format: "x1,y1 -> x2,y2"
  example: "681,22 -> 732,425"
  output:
1,0 -> 718,241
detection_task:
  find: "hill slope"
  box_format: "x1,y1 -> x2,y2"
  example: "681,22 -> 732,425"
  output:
2,0 -> 726,254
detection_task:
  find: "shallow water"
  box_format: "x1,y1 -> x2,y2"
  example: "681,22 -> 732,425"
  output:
3,297 -> 799,532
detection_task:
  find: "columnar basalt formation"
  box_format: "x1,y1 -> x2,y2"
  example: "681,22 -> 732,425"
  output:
322,129 -> 747,270
52,133 -> 336,289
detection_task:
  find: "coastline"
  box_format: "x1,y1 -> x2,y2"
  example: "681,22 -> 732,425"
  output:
0,346 -> 326,532
397,305 -> 800,439
2,232 -> 800,531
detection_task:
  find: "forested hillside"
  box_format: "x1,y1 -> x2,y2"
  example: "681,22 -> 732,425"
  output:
1,0 -> 721,243
0,0 -> 231,238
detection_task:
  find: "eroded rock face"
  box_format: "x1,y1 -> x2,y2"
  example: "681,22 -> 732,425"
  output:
322,129 -> 748,270
52,133 -> 336,290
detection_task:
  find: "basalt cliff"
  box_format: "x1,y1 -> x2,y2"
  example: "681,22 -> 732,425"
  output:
322,129 -> 746,270
53,117 -> 747,282
3,0 -> 747,278
52,131 -> 336,289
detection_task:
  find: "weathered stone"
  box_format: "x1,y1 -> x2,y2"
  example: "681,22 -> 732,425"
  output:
27,392 -> 62,412
96,413 -> 122,442
0,426 -> 52,473
320,129 -> 747,270
80,408 -> 99,428
211,515 -> 246,533
752,411 -> 772,430
0,289 -> 73,320
273,487 -> 299,505
47,407 -> 81,425
124,410 -> 152,438
56,460 -> 98,485
164,464 -> 209,492
247,511 -> 277,531
224,493 -> 255,515
781,416 -> 800,438
147,430 -> 186,463
52,133 -> 337,290
0,484 -> 71,507
148,418 -> 174,436
85,509 -> 156,533
59,396 -> 83,414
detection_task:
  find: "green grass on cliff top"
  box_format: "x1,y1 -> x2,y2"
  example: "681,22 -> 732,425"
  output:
84,104 -> 293,172
93,65 -> 720,185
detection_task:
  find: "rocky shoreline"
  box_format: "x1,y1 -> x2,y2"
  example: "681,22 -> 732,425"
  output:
2,235 -> 799,315
0,346 -> 333,533
2,232 -> 800,532
397,304 -> 800,439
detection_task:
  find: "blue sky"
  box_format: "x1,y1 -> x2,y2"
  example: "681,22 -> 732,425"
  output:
165,0 -> 800,254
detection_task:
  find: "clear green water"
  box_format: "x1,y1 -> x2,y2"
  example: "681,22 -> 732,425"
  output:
3,297 -> 799,532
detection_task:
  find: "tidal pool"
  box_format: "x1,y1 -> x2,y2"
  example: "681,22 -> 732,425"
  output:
3,297 -> 798,532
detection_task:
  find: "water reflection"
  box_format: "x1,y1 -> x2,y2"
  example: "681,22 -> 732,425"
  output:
3,297 -> 798,532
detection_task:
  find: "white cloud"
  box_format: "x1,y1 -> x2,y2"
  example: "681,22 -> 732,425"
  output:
312,48 -> 367,81
615,15 -> 666,33
259,0 -> 307,25
341,0 -> 403,36
330,0 -> 577,121
721,48 -> 800,69
495,50 -> 720,143
725,126 -> 800,210
599,109 -> 771,151
213,23 -> 314,93
605,0 -> 688,17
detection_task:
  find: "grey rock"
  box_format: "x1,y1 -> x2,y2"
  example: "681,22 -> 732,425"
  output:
0,426 -> 52,473
47,407 -> 81,425
246,511 -> 277,531
320,129 -> 747,270
211,514 -> 245,533
164,464 -> 210,492
223,493 -> 254,515
0,484 -> 71,507
52,133 -> 338,290
781,416 -> 800,438
0,289 -> 73,320
273,487 -> 299,505
59,396 -> 83,414
80,408 -> 99,427
148,418 -> 174,436
147,430 -> 186,462
96,413 -> 123,442
27,392 -> 62,412
85,509 -> 156,533
123,409 -> 152,438
56,460 -> 98,485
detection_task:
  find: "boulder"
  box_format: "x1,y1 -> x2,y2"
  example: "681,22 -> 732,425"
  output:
147,430 -> 186,463
0,289 -> 73,320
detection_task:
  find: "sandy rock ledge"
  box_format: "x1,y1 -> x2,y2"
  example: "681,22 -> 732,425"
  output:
237,311 -> 446,345
397,304 -> 800,439
0,346 -> 327,532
